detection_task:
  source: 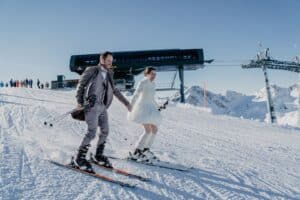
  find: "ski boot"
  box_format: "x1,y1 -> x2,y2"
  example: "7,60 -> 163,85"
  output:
128,148 -> 144,161
142,148 -> 159,162
72,145 -> 94,173
129,148 -> 152,163
92,143 -> 112,168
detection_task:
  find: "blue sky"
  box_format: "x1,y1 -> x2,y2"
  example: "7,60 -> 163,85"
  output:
0,0 -> 299,94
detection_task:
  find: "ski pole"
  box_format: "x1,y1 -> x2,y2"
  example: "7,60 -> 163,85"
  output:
44,109 -> 76,127
44,96 -> 96,127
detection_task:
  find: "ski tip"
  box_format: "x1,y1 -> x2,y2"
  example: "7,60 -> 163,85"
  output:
122,183 -> 136,188
140,177 -> 151,182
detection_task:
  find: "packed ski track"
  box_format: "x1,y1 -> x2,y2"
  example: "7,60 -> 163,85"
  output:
0,87 -> 299,200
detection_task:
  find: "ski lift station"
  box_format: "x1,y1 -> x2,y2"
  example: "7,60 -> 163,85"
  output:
52,49 -> 212,103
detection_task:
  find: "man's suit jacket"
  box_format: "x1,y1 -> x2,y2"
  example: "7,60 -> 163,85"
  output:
76,65 -> 130,109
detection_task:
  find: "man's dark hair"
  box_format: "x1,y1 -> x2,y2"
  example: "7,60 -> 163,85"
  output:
101,51 -> 113,60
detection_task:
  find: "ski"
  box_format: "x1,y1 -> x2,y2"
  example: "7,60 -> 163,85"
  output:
49,160 -> 136,188
90,158 -> 150,182
106,155 -> 191,172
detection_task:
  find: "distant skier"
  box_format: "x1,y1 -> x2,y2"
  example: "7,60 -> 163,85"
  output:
45,82 -> 49,89
25,78 -> 29,87
29,79 -> 33,88
37,79 -> 40,89
9,79 -> 13,87
73,51 -> 132,172
127,67 -> 163,162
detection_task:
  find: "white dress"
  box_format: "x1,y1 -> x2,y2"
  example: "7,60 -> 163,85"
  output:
127,77 -> 162,126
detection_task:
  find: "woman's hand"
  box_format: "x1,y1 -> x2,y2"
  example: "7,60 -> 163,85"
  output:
158,100 -> 169,111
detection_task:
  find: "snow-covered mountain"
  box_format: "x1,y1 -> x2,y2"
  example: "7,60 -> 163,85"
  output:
172,84 -> 299,127
0,87 -> 299,199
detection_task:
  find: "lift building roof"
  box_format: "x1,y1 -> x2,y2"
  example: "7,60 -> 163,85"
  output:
70,49 -> 205,75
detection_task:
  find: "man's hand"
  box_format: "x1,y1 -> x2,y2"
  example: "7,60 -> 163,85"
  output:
127,104 -> 132,112
77,103 -> 83,109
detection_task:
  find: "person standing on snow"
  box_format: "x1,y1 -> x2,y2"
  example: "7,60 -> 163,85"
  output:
37,79 -> 40,89
74,51 -> 132,172
25,78 -> 29,87
127,67 -> 163,162
29,79 -> 33,88
9,79 -> 13,87
45,82 -> 50,89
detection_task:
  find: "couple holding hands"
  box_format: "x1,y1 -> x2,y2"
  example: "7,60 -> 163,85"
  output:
73,51 -> 164,172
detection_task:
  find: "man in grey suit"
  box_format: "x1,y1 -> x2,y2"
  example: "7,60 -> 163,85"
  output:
74,51 -> 132,172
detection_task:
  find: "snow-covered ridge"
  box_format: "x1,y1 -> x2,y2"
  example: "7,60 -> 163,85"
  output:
172,84 -> 299,127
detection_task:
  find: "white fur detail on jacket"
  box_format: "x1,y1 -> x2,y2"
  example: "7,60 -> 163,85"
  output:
127,77 -> 162,126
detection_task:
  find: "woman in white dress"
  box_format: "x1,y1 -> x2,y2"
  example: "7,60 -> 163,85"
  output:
127,67 -> 162,161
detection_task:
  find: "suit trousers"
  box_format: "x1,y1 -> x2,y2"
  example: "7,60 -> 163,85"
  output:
80,104 -> 109,148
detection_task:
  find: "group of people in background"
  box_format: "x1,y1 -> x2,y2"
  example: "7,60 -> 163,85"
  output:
0,81 -> 9,87
37,79 -> 50,89
0,78 -> 50,89
9,78 -> 34,88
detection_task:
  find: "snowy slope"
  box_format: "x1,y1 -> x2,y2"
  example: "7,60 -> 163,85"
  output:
0,87 -> 300,200
172,84 -> 299,127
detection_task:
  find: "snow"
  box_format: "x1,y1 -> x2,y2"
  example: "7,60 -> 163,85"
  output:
172,84 -> 300,127
0,87 -> 300,199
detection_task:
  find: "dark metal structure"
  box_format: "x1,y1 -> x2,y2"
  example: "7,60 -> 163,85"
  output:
242,49 -> 300,124
70,49 -> 210,103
